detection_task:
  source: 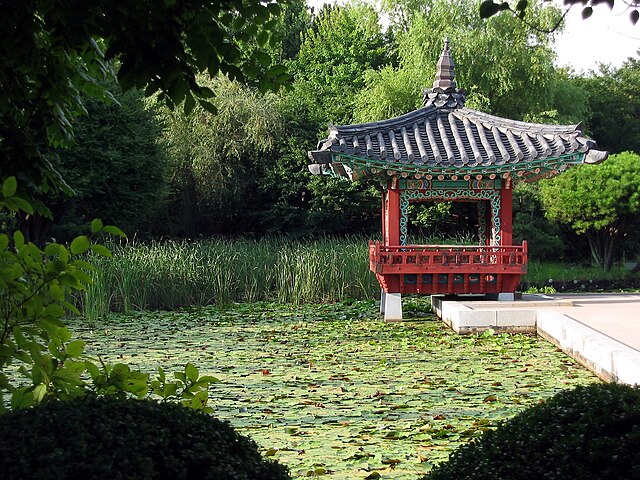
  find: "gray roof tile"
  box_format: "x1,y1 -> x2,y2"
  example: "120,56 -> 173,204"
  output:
308,40 -> 607,180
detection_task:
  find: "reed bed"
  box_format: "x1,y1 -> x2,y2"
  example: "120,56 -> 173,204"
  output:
82,237 -> 380,320
79,236 -> 639,322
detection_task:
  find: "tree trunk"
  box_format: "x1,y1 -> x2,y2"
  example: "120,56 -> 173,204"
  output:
586,232 -> 604,268
586,223 -> 623,272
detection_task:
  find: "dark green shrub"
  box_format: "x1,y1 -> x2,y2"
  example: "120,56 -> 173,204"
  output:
422,383 -> 640,480
0,396 -> 290,480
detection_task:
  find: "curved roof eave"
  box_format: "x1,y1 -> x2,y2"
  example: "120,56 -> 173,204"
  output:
309,105 -> 607,178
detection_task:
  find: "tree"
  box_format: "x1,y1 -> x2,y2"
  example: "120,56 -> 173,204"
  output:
288,1 -> 389,126
539,152 -> 640,271
0,0 -> 290,412
358,0 -> 566,122
512,182 -> 570,261
576,58 -> 640,154
266,0 -> 312,63
41,85 -> 169,242
158,75 -> 283,236
0,0 -> 290,207
268,1 -> 390,236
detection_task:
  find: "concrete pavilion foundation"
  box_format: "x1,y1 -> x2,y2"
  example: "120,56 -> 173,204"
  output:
431,293 -> 640,386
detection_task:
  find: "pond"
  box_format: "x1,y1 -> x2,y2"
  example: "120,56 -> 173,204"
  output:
70,299 -> 598,479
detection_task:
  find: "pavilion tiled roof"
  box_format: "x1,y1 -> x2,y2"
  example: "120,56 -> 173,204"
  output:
308,40 -> 607,181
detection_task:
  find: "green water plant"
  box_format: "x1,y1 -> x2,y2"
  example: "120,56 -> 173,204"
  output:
71,301 -> 598,479
0,395 -> 290,480
422,382 -> 640,480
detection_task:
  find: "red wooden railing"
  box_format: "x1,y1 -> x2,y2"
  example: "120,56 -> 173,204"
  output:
369,241 -> 528,295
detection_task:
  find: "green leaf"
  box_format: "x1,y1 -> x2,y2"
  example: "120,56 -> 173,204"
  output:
267,64 -> 287,77
581,6 -> 593,19
33,384 -> 47,403
13,231 -> 24,248
66,340 -> 86,357
5,196 -> 34,214
256,30 -> 269,47
183,92 -> 196,116
631,9 -> 639,25
91,218 -> 104,233
199,99 -> 218,115
70,235 -> 91,255
85,360 -> 100,379
102,225 -> 126,237
44,304 -> 65,318
163,383 -> 178,398
44,243 -> 61,256
191,390 -> 209,410
515,0 -> 527,11
90,244 -> 112,258
3,176 -> 17,198
185,363 -> 199,382
479,0 -> 501,18
70,259 -> 95,270
11,388 -> 34,410
254,51 -> 272,67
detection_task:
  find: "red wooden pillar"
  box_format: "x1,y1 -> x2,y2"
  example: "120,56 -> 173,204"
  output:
383,178 -> 401,293
499,179 -> 513,246
384,179 -> 401,246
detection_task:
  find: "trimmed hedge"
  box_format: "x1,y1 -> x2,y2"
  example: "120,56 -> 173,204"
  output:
0,396 -> 290,480
422,383 -> 640,480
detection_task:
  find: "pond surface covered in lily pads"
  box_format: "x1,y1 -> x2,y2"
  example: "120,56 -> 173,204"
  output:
70,299 -> 598,479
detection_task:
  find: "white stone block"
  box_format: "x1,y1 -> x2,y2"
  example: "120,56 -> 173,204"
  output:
446,309 -> 497,333
496,309 -> 537,327
384,292 -> 403,322
611,350 -> 640,386
498,292 -> 516,302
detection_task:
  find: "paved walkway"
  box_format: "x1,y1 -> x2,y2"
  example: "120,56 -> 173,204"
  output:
433,293 -> 640,385
550,293 -> 640,354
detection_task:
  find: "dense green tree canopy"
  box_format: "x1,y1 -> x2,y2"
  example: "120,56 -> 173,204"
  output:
357,0 -> 566,122
158,75 -> 283,236
0,0 -> 289,207
540,152 -> 640,270
577,58 -> 640,154
288,1 -> 389,127
47,86 -> 169,242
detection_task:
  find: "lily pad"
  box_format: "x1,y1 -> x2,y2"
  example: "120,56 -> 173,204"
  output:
70,300 -> 598,479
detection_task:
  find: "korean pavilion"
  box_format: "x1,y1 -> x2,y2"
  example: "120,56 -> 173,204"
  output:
307,39 -> 607,321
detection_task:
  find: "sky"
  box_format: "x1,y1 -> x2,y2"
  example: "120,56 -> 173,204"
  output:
306,0 -> 640,72
554,2 -> 640,73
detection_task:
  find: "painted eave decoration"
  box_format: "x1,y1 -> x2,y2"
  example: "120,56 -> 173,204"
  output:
308,40 -> 608,184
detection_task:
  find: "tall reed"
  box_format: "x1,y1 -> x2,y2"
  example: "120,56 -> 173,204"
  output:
84,237 -> 381,317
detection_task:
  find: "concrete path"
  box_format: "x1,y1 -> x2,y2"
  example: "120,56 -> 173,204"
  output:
433,293 -> 640,385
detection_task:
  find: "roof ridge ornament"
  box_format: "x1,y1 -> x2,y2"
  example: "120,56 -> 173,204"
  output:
423,38 -> 466,109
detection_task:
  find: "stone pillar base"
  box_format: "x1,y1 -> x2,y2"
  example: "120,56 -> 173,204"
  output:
383,292 -> 403,322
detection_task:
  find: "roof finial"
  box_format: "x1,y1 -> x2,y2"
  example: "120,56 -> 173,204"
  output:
432,37 -> 456,90
423,37 -> 465,109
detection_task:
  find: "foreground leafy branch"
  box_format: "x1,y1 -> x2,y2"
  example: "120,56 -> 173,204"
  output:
0,177 -> 217,413
480,0 -> 640,30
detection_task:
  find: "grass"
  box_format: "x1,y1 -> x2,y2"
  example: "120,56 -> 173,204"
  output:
70,299 -> 598,479
524,260 -> 637,284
